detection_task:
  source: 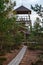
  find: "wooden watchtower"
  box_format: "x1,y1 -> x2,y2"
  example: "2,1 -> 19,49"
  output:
14,5 -> 32,43
14,5 -> 31,25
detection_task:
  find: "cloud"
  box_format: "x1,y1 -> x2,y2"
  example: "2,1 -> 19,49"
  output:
29,0 -> 39,3
21,0 -> 40,3
12,0 -> 40,6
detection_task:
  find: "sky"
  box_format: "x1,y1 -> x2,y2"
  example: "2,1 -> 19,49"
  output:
11,0 -> 43,25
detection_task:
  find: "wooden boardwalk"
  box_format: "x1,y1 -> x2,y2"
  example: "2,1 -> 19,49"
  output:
8,46 -> 27,65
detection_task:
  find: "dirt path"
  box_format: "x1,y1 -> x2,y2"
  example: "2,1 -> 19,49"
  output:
19,49 -> 41,65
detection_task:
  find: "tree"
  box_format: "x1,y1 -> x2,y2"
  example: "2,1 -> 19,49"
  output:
28,17 -> 43,50
31,4 -> 43,17
0,0 -> 16,51
33,17 -> 41,33
31,4 -> 43,28
0,0 -> 24,51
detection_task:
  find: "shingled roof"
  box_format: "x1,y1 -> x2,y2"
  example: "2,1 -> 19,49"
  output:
14,5 -> 31,14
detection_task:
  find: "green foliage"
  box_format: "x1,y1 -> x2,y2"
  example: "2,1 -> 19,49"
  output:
31,4 -> 41,12
28,17 -> 43,50
0,0 -> 24,54
0,0 -> 5,13
0,0 -> 18,53
28,17 -> 41,41
34,23 -> 41,33
14,32 -> 23,46
4,0 -> 9,3
31,4 -> 43,17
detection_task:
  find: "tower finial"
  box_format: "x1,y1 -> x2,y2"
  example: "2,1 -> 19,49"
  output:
21,0 -> 23,6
